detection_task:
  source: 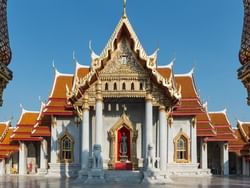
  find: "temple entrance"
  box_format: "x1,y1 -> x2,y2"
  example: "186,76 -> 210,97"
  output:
108,113 -> 138,170
117,126 -> 130,162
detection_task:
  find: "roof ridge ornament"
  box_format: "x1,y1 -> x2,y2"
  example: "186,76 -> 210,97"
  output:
73,50 -> 78,64
123,0 -> 127,18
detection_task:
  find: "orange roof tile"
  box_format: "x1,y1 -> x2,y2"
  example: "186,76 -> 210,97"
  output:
197,122 -> 216,137
175,74 -> 198,99
0,125 -> 7,135
206,111 -> 237,142
1,127 -> 14,145
238,121 -> 250,142
16,111 -> 39,126
11,110 -> 42,142
32,125 -> 50,137
229,129 -> 249,154
0,145 -> 19,151
157,67 -> 172,79
229,121 -> 250,156
0,124 -> 19,159
49,74 -> 73,99
77,66 -> 90,79
209,112 -> 230,126
45,71 -> 74,116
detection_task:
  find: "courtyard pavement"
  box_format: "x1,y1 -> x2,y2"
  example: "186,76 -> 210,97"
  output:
0,175 -> 250,188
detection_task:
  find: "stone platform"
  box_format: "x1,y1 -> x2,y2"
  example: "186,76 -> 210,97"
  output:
167,163 -> 211,176
104,170 -> 142,183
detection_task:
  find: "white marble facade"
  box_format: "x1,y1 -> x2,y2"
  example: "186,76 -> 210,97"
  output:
46,99 -> 211,178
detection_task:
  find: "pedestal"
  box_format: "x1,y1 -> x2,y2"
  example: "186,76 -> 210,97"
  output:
120,155 -> 128,162
37,168 -> 48,175
85,169 -> 105,184
142,169 -> 173,184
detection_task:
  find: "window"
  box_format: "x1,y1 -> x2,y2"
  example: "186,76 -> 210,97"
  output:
60,133 -> 74,163
174,133 -> 190,163
122,83 -> 126,90
140,83 -> 143,90
121,55 -> 127,64
116,103 -> 119,111
131,82 -> 134,90
108,104 -> 111,111
176,137 -> 187,160
114,83 -> 117,90
105,83 -> 108,91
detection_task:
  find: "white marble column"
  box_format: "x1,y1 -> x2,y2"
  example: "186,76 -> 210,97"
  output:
159,105 -> 167,171
81,95 -> 90,170
95,80 -> 103,146
6,157 -> 12,174
243,157 -> 250,176
200,139 -> 207,169
50,116 -> 57,163
220,142 -> 229,175
191,118 -> 197,163
39,139 -> 48,174
167,117 -> 173,163
145,94 -> 153,153
236,156 -> 242,175
0,159 -> 6,175
19,142 -> 27,175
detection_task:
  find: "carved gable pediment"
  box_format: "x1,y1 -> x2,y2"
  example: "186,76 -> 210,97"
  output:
67,14 -> 181,108
100,38 -> 147,77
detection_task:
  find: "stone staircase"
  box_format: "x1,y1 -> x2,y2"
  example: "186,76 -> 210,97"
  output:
104,170 -> 143,183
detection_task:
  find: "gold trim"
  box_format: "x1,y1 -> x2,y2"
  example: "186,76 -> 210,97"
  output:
168,117 -> 173,128
173,130 -> 191,163
108,113 -> 138,170
191,117 -> 196,128
58,131 -> 74,163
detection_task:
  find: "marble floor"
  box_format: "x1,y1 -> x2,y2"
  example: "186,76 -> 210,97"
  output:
0,175 -> 250,188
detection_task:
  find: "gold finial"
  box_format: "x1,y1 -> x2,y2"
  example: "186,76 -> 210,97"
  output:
123,0 -> 127,18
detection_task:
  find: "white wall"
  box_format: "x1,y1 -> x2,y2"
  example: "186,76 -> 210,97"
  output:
50,116 -> 80,164
167,117 -> 194,164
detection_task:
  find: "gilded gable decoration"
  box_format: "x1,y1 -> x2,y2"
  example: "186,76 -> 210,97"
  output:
67,13 -> 181,108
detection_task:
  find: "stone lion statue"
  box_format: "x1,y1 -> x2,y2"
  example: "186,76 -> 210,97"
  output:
92,144 -> 103,169
147,143 -> 155,169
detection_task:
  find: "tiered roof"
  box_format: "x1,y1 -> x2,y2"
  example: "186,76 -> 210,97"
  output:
43,69 -> 74,116
229,121 -> 250,157
173,70 -> 203,116
0,6 -> 242,162
205,110 -> 237,142
196,111 -> 216,137
31,102 -> 51,137
0,121 -> 18,159
162,69 -> 216,137
11,109 -> 42,141
67,14 -> 181,105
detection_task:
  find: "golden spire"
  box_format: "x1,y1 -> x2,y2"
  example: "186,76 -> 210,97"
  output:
123,0 -> 127,18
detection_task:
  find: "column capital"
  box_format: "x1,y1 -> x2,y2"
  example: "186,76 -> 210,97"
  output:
191,117 -> 196,128
168,117 -> 173,128
96,80 -> 103,102
159,105 -> 166,111
96,79 -> 102,91
82,94 -> 90,111
145,93 -> 153,101
96,95 -> 103,102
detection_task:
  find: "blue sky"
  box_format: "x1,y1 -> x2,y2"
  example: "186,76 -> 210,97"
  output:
1,0 -> 248,126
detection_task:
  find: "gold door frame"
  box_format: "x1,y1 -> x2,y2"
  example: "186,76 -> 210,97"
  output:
108,113 -> 138,170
